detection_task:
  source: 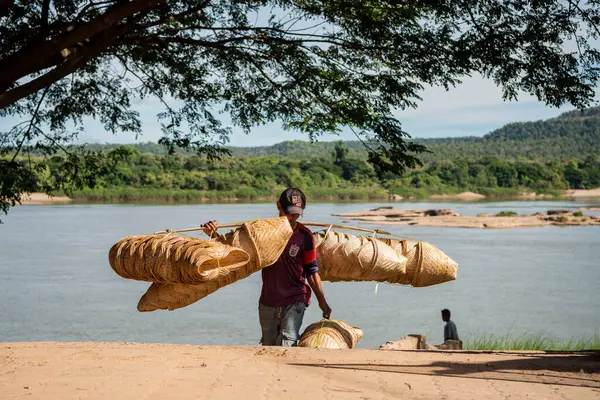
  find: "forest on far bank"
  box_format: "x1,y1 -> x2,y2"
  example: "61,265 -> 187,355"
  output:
9,107 -> 600,201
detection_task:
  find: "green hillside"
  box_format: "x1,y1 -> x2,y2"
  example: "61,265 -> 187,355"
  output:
86,106 -> 600,163
228,106 -> 600,162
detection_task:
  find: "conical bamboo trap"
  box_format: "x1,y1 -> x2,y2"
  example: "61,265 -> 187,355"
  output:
136,217 -> 293,311
313,232 -> 457,287
314,231 -> 407,282
378,238 -> 458,287
108,235 -> 250,284
298,319 -> 363,349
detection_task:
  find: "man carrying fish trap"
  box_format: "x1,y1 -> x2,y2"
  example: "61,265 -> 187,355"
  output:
201,187 -> 332,346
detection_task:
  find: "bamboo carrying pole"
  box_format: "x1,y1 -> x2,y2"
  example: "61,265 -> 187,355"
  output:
153,222 -> 391,236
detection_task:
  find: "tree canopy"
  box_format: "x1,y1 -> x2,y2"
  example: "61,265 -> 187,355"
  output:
1,0 -> 600,217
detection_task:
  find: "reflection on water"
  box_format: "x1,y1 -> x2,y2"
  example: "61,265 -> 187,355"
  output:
0,200 -> 598,348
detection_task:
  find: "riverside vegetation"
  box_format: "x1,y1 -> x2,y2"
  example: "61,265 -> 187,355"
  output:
9,107 -> 600,202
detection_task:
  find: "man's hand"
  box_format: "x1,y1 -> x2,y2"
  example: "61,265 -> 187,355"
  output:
319,300 -> 332,319
201,220 -> 219,237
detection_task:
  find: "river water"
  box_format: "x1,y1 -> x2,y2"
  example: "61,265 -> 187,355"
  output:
0,200 -> 599,349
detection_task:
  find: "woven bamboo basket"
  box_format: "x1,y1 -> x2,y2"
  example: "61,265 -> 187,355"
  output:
379,239 -> 457,287
108,235 -> 250,284
298,319 -> 363,349
409,241 -> 458,287
137,217 -> 293,311
314,232 -> 407,282
378,238 -> 419,285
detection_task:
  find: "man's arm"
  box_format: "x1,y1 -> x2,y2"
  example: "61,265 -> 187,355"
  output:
307,272 -> 331,319
301,227 -> 332,319
444,323 -> 450,341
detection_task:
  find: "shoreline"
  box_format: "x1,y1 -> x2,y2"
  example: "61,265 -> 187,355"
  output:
0,342 -> 597,399
335,209 -> 600,229
17,189 -> 600,205
19,193 -> 73,205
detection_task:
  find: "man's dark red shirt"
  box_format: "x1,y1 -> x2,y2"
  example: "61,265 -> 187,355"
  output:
259,223 -> 318,307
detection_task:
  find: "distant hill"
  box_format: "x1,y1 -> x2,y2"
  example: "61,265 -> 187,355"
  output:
483,106 -> 600,141
229,106 -> 600,162
84,106 -> 600,163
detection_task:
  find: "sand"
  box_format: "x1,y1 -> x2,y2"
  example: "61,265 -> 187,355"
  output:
336,209 -> 600,229
565,189 -> 600,198
581,207 -> 600,211
429,192 -> 486,200
19,193 -> 73,205
426,189 -> 600,200
0,342 -> 597,400
514,192 -> 556,199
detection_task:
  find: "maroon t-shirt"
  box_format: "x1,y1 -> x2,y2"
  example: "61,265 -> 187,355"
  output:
259,223 -> 318,307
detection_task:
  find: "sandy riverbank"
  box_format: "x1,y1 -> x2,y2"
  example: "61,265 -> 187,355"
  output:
0,342 -> 597,400
400,189 -> 600,201
565,189 -> 600,198
335,209 -> 600,228
19,193 -> 73,205
429,192 -> 486,200
581,207 -> 600,211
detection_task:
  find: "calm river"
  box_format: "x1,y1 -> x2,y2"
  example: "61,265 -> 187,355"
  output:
1,200 -> 599,348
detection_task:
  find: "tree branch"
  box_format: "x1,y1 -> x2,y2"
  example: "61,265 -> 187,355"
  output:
0,0 -> 166,96
116,56 -> 175,114
154,24 -> 353,44
567,0 -> 600,36
41,0 -> 51,33
0,26 -> 124,108
74,1 -> 120,23
0,0 -> 14,17
136,0 -> 211,30
10,87 -> 49,163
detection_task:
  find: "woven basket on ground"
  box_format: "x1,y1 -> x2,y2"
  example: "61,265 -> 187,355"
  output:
379,238 -> 457,287
313,232 -> 407,282
298,319 -> 363,349
136,217 -> 293,311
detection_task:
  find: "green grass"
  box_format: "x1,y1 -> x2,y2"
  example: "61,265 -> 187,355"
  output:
557,215 -> 569,222
464,333 -> 600,351
496,211 -> 518,217
573,211 -> 584,217
71,186 -> 389,202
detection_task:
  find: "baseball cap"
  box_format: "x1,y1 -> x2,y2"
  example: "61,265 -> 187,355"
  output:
278,188 -> 306,216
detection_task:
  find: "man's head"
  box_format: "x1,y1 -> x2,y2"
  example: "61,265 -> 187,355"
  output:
441,309 -> 451,322
277,187 -> 306,224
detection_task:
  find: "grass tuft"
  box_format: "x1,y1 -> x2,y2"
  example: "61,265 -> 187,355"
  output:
496,211 -> 518,217
464,333 -> 600,351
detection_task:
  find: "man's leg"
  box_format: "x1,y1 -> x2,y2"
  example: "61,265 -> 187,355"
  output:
258,304 -> 279,346
277,302 -> 306,346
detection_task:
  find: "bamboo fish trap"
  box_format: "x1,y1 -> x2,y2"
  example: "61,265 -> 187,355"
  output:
379,238 -> 458,287
314,231 -> 408,282
136,217 -> 293,311
314,232 -> 457,287
298,319 -> 363,349
108,236 -> 250,284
